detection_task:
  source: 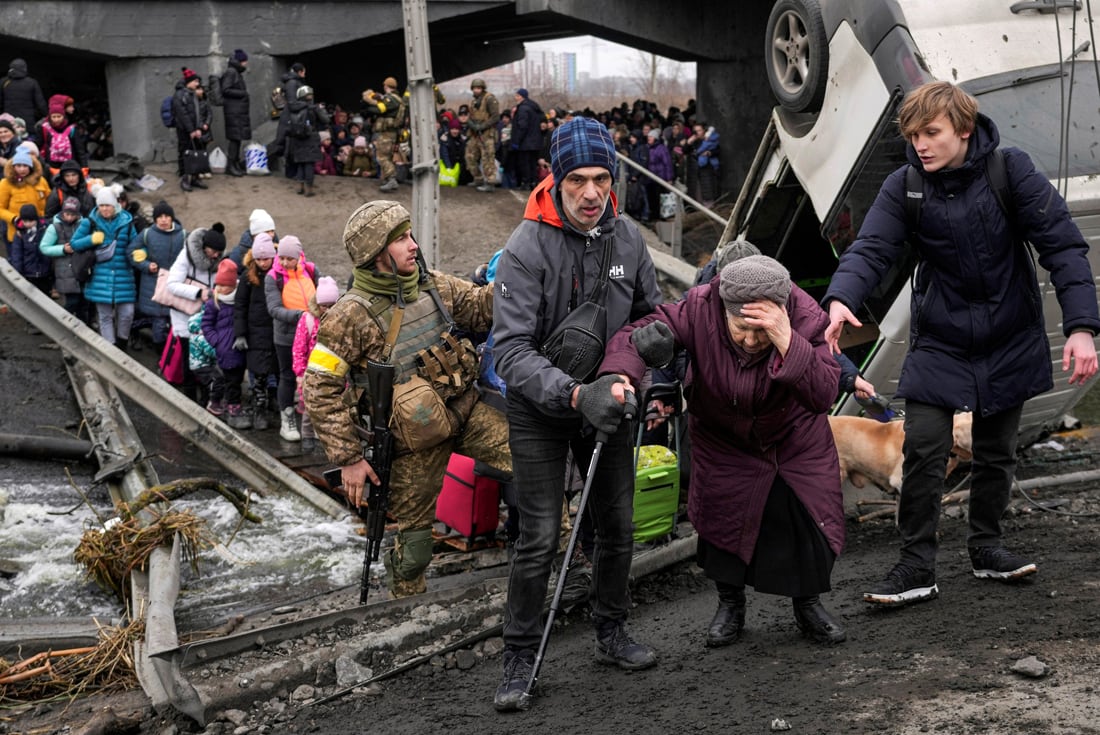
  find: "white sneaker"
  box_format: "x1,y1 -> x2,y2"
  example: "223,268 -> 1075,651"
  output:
279,407 -> 301,441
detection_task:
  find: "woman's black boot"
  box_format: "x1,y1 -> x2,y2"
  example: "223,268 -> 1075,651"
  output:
705,583 -> 746,648
793,595 -> 846,644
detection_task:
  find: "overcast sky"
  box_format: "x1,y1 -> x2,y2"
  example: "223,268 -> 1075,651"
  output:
525,36 -> 694,80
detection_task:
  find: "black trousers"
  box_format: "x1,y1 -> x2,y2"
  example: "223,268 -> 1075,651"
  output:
898,401 -> 1023,569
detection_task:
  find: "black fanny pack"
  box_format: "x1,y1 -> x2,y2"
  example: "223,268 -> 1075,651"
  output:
541,237 -> 613,382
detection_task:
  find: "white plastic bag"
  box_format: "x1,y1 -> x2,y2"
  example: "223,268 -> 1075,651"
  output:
244,142 -> 270,176
208,146 -> 228,173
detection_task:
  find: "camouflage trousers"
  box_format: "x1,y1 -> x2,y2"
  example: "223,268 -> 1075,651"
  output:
465,128 -> 498,185
373,131 -> 397,181
385,398 -> 511,596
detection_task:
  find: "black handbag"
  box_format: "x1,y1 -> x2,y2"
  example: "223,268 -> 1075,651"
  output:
182,142 -> 211,175
541,237 -> 614,382
70,247 -> 96,284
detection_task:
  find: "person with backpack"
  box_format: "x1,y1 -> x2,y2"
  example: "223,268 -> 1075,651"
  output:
39,196 -> 93,326
37,94 -> 88,174
360,76 -> 403,192
128,200 -> 185,352
170,68 -> 208,192
270,62 -> 306,176
220,49 -> 251,177
284,86 -> 329,197
823,81 -> 1100,608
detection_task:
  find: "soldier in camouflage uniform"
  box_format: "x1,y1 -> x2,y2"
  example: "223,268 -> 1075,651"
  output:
303,201 -> 510,598
361,76 -> 404,192
465,78 -> 501,192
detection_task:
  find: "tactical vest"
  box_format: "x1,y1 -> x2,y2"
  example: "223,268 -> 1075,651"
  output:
373,92 -> 405,133
347,285 -> 479,401
470,92 -> 497,125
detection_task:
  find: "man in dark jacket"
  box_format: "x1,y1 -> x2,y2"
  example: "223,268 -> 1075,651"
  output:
271,62 -> 306,176
0,59 -> 47,129
172,68 -> 206,192
510,88 -> 543,190
491,117 -> 662,712
221,50 -> 251,177
823,81 -> 1099,608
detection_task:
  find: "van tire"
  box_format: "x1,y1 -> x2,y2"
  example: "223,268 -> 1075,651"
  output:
765,0 -> 828,113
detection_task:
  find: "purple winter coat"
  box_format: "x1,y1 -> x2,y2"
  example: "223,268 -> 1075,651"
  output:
646,138 -> 673,182
201,295 -> 245,371
600,281 -> 845,562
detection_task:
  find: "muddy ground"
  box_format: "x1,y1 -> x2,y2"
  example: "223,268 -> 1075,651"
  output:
3,167 -> 1100,734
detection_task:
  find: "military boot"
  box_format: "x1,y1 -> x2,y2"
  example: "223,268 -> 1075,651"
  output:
379,177 -> 398,192
594,618 -> 657,670
384,528 -> 433,597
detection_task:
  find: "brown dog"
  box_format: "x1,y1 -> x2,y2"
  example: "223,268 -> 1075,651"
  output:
829,413 -> 973,495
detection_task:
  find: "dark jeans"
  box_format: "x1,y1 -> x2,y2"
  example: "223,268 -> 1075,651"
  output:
899,401 -> 1023,569
503,392 -> 636,651
275,343 -> 296,410
291,161 -> 315,185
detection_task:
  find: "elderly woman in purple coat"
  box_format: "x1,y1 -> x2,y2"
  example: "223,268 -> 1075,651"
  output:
600,255 -> 846,646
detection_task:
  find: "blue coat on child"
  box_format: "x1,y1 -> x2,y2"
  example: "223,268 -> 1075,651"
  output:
202,293 -> 245,371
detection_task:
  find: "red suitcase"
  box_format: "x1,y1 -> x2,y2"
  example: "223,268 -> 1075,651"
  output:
435,453 -> 501,541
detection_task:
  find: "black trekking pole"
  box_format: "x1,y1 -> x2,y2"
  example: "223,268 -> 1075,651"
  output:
523,390 -> 638,705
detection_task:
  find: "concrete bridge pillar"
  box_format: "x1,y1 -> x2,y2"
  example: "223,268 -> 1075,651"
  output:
107,56 -> 281,165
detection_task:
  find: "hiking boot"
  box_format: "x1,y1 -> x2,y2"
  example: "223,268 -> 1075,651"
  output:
863,562 -> 939,607
594,620 -> 657,670
793,596 -> 846,645
969,546 -> 1038,581
300,436 -> 319,454
705,584 -> 746,648
279,406 -> 301,441
225,404 -> 252,430
379,177 -> 398,192
206,399 -> 226,417
494,648 -> 534,712
477,183 -> 495,192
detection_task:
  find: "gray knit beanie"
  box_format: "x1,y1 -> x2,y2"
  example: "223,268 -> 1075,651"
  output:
714,238 -> 762,273
719,254 -> 791,315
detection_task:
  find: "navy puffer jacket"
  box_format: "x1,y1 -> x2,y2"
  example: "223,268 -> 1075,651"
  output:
824,114 -> 1100,416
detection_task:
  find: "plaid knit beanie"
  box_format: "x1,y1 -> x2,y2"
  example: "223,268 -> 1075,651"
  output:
550,117 -> 617,183
719,255 -> 791,315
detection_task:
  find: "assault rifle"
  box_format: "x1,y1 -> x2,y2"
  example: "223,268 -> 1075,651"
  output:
324,359 -> 396,604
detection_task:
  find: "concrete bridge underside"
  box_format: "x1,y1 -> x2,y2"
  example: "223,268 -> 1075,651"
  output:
1,0 -> 773,194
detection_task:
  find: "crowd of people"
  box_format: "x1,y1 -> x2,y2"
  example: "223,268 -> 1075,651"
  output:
160,56 -> 723,209
6,55 -> 1096,717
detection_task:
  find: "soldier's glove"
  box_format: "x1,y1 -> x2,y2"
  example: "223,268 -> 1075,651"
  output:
233,336 -> 248,351
575,374 -> 629,435
631,320 -> 675,368
91,231 -> 105,246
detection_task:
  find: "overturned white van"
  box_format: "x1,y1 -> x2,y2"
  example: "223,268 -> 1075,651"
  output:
735,0 -> 1100,443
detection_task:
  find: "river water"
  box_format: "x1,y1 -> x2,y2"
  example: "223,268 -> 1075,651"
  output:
0,463 -> 365,631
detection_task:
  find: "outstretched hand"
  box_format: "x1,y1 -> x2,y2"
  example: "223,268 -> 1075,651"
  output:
825,301 -> 862,355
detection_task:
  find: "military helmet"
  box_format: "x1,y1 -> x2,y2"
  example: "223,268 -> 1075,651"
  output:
344,200 -> 411,267
470,78 -> 486,90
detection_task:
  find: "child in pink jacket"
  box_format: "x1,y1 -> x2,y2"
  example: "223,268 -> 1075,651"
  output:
292,275 -> 339,454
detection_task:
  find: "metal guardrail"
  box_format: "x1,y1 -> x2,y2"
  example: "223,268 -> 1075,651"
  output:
614,151 -> 728,259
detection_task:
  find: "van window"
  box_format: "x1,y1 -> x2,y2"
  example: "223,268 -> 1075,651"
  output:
965,61 -> 1100,180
